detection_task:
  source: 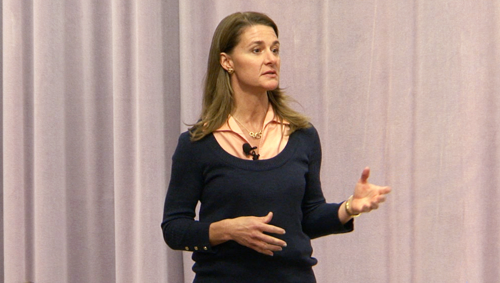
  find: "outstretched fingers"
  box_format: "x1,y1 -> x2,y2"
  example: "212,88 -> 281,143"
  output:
360,167 -> 370,183
350,168 -> 392,215
380,186 -> 392,195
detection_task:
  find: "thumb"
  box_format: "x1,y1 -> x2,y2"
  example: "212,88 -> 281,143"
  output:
262,212 -> 273,223
360,167 -> 370,183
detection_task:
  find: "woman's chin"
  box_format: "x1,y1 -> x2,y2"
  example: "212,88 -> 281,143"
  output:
263,81 -> 280,91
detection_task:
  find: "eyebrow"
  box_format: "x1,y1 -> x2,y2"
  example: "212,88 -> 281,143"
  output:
248,40 -> 280,47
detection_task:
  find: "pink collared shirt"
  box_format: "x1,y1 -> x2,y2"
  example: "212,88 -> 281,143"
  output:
213,105 -> 290,160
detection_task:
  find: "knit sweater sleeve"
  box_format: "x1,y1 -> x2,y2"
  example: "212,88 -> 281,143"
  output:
301,126 -> 354,239
161,132 -> 213,253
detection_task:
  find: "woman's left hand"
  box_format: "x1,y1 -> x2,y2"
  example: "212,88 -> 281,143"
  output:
350,167 -> 391,214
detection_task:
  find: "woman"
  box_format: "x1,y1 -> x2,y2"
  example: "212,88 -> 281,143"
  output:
161,11 -> 391,282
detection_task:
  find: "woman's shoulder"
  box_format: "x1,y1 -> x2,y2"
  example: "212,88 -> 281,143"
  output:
178,130 -> 191,142
176,130 -> 213,149
293,123 -> 319,139
172,131 -> 214,162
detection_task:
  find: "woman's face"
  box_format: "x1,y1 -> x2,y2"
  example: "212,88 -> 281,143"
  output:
222,25 -> 280,94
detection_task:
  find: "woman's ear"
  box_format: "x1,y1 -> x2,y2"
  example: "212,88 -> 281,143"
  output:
220,52 -> 233,71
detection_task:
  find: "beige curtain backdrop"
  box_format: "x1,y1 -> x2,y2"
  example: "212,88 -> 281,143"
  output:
2,0 -> 499,282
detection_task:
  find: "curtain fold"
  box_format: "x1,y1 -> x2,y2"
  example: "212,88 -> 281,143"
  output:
3,0 -> 35,281
3,0 -> 180,282
2,0 -> 499,282
0,0 -> 3,280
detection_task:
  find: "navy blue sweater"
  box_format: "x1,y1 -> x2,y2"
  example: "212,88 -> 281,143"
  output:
161,125 -> 353,282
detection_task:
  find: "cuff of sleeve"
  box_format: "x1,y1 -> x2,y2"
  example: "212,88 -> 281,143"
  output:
183,221 -> 215,253
342,217 -> 354,233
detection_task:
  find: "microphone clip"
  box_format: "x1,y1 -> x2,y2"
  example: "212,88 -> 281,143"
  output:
242,143 -> 260,160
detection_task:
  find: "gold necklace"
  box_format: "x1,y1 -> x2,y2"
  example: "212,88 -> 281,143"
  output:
232,116 -> 263,139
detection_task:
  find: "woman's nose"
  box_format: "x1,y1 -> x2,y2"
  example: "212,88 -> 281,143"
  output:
264,50 -> 278,64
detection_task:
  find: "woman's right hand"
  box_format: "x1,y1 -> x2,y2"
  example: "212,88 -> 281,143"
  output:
209,212 -> 287,256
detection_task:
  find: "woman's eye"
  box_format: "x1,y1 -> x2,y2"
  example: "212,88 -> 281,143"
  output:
252,48 -> 261,53
272,48 -> 280,54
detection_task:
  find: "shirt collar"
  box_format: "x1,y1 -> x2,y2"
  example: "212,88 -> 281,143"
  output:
215,104 -> 289,132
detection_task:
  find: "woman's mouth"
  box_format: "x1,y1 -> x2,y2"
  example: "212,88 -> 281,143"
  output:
262,70 -> 277,77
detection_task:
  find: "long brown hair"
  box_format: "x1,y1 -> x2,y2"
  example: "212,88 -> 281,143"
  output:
189,11 -> 310,141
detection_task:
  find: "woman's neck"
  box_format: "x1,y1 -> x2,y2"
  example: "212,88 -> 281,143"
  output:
231,91 -> 269,130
